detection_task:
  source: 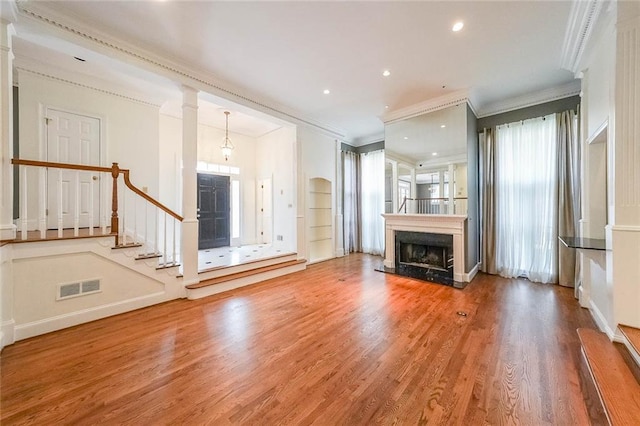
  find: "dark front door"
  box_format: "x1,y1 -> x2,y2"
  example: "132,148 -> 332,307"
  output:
198,174 -> 230,250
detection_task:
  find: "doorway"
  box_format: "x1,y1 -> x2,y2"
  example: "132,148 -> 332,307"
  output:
198,173 -> 230,250
46,108 -> 101,229
256,177 -> 273,244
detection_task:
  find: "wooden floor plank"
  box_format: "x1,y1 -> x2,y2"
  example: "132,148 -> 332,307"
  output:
620,324 -> 640,360
577,328 -> 640,425
1,254 -> 603,425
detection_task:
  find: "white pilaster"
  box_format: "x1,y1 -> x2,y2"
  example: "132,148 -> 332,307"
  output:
334,140 -> 344,257
181,86 -> 199,286
611,6 -> 640,328
391,160 -> 398,212
0,20 -> 15,240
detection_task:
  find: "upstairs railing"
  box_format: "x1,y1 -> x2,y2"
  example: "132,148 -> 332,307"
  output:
398,196 -> 468,215
11,159 -> 183,269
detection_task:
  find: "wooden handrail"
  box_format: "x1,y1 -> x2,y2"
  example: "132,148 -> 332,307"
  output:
122,170 -> 183,221
11,158 -> 121,174
12,158 -> 184,228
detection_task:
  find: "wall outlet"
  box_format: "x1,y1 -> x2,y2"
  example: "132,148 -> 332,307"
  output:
277,235 -> 283,241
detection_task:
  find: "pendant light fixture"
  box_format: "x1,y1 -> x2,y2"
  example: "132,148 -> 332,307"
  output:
221,111 -> 234,161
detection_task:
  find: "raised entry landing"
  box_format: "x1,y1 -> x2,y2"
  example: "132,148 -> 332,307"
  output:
198,243 -> 294,272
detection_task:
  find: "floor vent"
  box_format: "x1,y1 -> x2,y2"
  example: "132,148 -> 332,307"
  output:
58,279 -> 102,300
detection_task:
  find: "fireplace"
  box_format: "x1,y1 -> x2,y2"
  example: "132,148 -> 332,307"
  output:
395,231 -> 454,285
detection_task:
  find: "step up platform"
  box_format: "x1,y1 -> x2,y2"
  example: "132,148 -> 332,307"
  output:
619,324 -> 640,368
577,328 -> 640,425
186,257 -> 306,300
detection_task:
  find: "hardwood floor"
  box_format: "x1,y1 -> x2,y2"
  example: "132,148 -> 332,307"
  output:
1,254 -> 602,425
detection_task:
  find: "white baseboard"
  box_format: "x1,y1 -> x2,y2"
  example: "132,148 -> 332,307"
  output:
335,248 -> 345,257
187,262 -> 306,300
463,262 -> 480,282
589,300 -> 615,339
1,319 -> 16,350
14,291 -> 171,341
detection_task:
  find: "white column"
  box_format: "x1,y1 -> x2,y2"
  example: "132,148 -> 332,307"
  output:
410,167 -> 416,214
610,5 -> 640,328
391,160 -> 398,212
334,139 -> 344,256
181,86 -> 199,286
0,21 -> 15,240
448,163 -> 455,214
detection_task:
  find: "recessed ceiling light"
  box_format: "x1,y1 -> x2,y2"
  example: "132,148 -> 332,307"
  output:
432,152 -> 438,156
385,105 -> 389,109
452,22 -> 464,32
382,70 -> 391,77
440,124 -> 446,128
323,89 -> 330,95
404,136 -> 409,140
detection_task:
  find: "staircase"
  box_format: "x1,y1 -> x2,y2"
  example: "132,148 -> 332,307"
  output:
577,325 -> 640,425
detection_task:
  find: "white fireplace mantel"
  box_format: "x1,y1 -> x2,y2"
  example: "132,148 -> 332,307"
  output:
382,214 -> 471,283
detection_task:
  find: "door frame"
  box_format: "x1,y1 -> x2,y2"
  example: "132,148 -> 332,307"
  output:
40,105 -> 107,230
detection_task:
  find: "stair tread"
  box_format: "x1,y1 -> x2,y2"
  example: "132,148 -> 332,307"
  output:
619,324 -> 640,359
186,259 -> 306,289
577,328 -> 640,425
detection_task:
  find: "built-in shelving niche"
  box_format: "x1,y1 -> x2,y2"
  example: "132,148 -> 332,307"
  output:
585,120 -> 608,240
308,177 -> 333,263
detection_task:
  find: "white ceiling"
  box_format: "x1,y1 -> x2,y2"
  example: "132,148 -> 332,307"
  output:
7,0 -> 578,141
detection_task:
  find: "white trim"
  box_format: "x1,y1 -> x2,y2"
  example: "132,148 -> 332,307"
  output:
14,291 -> 169,341
1,319 -> 16,349
611,225 -> 640,233
383,90 -> 471,124
14,2 -> 348,140
589,299 -> 615,339
617,328 -> 640,368
476,81 -> 582,118
351,132 -> 385,147
463,262 -> 480,282
0,223 -> 17,240
560,0 -> 604,74
186,262 -> 306,300
16,65 -> 162,108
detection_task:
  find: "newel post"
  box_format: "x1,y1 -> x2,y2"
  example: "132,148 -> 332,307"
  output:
111,162 -> 120,245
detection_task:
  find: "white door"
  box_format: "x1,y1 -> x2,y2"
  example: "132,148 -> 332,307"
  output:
257,178 -> 273,244
46,109 -> 101,229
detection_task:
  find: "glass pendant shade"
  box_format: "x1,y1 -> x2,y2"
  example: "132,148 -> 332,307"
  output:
221,111 -> 234,161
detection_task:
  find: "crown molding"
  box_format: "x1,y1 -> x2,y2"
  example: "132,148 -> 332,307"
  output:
14,0 -> 348,140
0,0 -> 19,23
382,90 -> 471,125
475,80 -> 581,118
351,132 -> 384,147
560,0 -> 604,74
16,65 -> 163,108
14,53 -> 164,108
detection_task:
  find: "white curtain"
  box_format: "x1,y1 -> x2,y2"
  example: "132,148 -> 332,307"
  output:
495,114 -> 558,283
360,149 -> 385,255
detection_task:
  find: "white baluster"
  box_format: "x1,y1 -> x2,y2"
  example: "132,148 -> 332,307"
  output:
144,200 -> 148,254
39,168 -> 46,239
74,170 -> 80,237
57,169 -> 63,238
163,212 -> 167,266
101,171 -> 107,235
172,218 -> 176,264
154,208 -> 159,255
89,172 -> 94,236
121,181 -> 126,246
133,195 -> 138,245
20,166 -> 27,240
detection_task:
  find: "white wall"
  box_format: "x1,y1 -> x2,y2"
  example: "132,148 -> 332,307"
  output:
0,244 -> 14,349
297,126 -> 339,260
18,71 -> 161,229
198,123 -> 258,245
257,127 -> 297,253
577,6 -> 617,335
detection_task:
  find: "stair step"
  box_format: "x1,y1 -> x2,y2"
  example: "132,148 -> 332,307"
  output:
186,259 -> 306,289
112,243 -> 143,250
136,253 -> 163,260
156,262 -> 180,270
619,324 -> 640,361
577,328 -> 640,425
